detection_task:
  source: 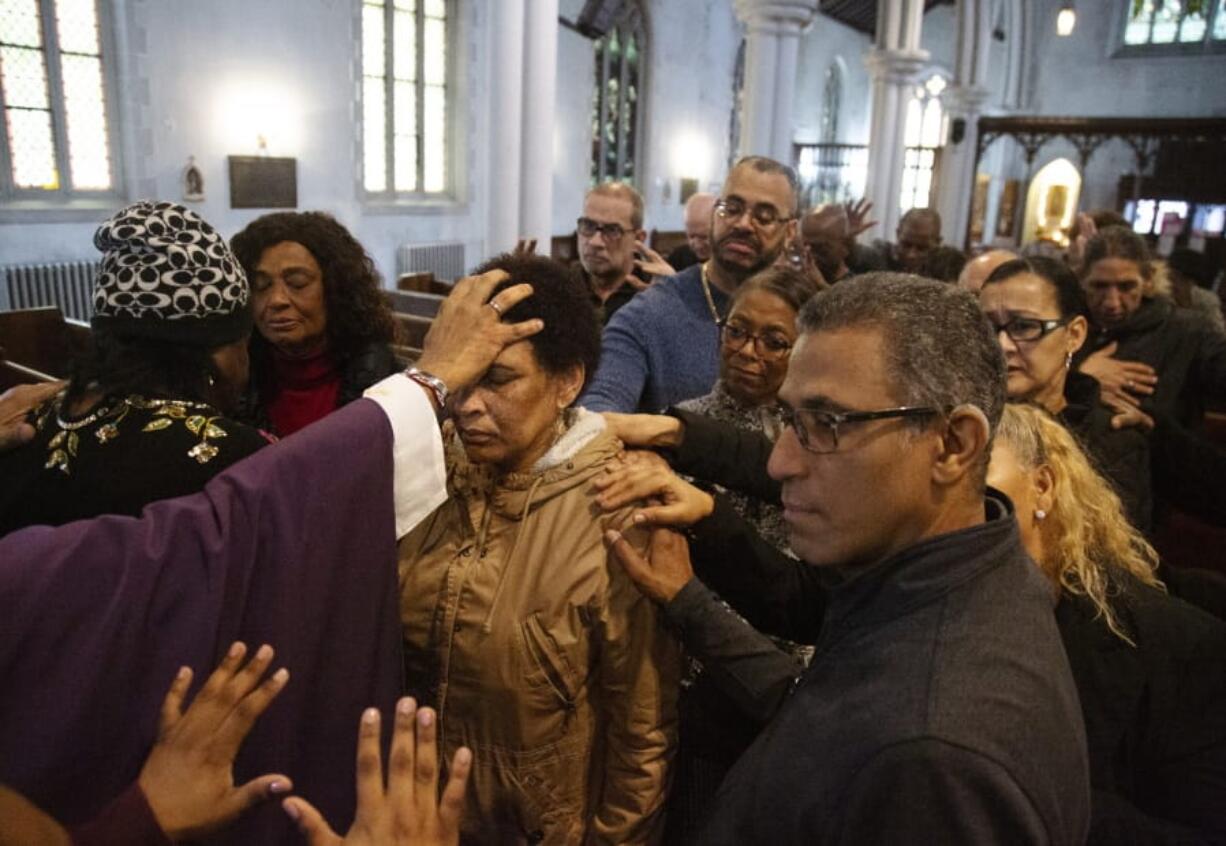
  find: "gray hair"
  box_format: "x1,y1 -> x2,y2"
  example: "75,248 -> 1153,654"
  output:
797,272 -> 1005,479
586,181 -> 645,230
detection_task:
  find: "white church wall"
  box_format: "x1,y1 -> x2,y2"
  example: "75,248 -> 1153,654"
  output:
793,13 -> 873,146
0,0 -> 488,282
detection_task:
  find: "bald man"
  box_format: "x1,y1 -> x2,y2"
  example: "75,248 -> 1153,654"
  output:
666,192 -> 717,272
801,203 -> 853,283
959,249 -> 1017,293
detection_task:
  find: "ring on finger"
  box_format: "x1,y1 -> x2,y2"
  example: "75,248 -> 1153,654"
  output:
487,300 -> 503,317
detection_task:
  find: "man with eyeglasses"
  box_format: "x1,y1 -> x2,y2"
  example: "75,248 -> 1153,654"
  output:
574,181 -> 651,324
580,157 -> 800,412
605,274 -> 1091,843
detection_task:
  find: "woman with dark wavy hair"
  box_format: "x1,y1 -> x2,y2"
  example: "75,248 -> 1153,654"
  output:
230,211 -> 399,436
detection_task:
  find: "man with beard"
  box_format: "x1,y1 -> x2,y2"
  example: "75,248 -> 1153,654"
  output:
580,157 -> 799,412
577,182 -> 649,324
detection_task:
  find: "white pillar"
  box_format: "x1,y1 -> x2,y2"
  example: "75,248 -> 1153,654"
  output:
933,0 -> 993,247
486,0 -> 525,255
519,0 -> 557,253
863,0 -> 928,239
734,0 -> 819,162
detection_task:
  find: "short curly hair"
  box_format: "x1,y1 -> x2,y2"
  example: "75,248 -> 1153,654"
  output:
472,253 -> 601,391
230,212 -> 396,360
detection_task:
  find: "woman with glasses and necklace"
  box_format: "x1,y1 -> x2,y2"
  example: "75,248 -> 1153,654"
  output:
979,256 -> 1152,532
601,267 -> 816,843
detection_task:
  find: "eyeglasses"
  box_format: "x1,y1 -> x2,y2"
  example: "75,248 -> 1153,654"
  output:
986,316 -> 1069,343
714,198 -> 792,230
779,405 -> 942,454
719,320 -> 793,359
576,217 -> 629,240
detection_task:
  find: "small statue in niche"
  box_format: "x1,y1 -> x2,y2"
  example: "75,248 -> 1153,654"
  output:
183,156 -> 204,202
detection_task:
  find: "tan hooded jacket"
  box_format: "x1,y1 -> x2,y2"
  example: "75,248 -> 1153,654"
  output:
398,409 -> 679,845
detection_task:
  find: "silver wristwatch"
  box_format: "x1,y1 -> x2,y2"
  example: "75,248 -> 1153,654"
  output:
404,367 -> 450,412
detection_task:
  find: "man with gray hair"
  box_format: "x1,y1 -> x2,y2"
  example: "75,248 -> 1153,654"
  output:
666,192 -> 717,272
577,181 -> 648,324
608,273 -> 1092,842
581,156 -> 800,411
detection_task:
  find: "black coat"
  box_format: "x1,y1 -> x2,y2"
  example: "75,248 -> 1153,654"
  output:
1080,298 -> 1226,427
1062,371 -> 1153,532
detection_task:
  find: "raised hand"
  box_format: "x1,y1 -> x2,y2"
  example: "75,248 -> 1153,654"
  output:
844,198 -> 877,239
415,270 -> 543,396
282,700 -> 471,846
605,526 -> 695,604
138,642 -> 292,842
633,241 -> 677,282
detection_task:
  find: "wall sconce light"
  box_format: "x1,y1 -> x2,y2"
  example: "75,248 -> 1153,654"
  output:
1056,2 -> 1076,37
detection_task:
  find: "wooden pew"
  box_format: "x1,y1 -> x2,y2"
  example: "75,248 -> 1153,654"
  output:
0,307 -> 89,379
397,271 -> 435,293
648,229 -> 687,257
384,289 -> 443,319
392,313 -> 432,349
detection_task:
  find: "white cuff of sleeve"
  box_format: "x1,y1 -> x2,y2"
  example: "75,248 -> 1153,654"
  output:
364,373 -> 448,539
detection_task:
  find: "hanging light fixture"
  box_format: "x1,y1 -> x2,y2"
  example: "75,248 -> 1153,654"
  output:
1057,2 -> 1077,36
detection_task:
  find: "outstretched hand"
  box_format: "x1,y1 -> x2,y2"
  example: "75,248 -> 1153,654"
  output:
601,412 -> 685,450
605,526 -> 695,604
593,452 -> 715,528
138,642 -> 292,842
283,700 -> 471,846
416,270 -> 543,397
0,381 -> 63,452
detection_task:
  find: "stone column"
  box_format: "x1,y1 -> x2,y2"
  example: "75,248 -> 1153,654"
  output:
933,0 -> 992,246
519,0 -> 558,253
734,0 -> 819,162
486,0 -> 525,255
863,0 -> 928,239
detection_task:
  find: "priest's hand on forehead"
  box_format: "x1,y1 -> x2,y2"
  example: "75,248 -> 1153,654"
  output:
415,269 -> 543,394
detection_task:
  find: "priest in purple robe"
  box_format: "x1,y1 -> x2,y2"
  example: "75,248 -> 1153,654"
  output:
0,270 -> 542,844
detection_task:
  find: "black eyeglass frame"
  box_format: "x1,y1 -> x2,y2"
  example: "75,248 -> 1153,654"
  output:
986,315 -> 1070,344
576,217 -> 630,241
780,405 -> 943,454
713,198 -> 793,230
717,318 -> 794,359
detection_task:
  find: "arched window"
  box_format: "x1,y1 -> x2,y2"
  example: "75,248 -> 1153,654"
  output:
590,3 -> 646,185
820,62 -> 841,144
900,72 -> 947,212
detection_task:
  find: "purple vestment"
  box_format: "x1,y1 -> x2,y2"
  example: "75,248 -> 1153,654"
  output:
0,398 -> 402,844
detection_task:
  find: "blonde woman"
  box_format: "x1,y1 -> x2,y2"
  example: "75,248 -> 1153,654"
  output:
600,402 -> 1226,844
980,403 -> 1226,842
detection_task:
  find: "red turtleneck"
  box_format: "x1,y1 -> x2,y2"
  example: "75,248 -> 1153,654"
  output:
265,348 -> 341,436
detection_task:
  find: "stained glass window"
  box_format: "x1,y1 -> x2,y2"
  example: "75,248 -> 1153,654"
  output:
0,0 -> 117,197
591,3 -> 645,186
900,72 -> 947,213
362,0 -> 452,197
820,64 -> 841,145
1121,0 -> 1225,49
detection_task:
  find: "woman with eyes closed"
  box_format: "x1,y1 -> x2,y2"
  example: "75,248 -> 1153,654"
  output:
230,212 -> 399,437
396,253 -> 679,845
979,255 -> 1152,531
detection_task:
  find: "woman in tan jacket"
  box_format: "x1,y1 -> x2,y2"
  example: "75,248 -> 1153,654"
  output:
398,254 -> 679,845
